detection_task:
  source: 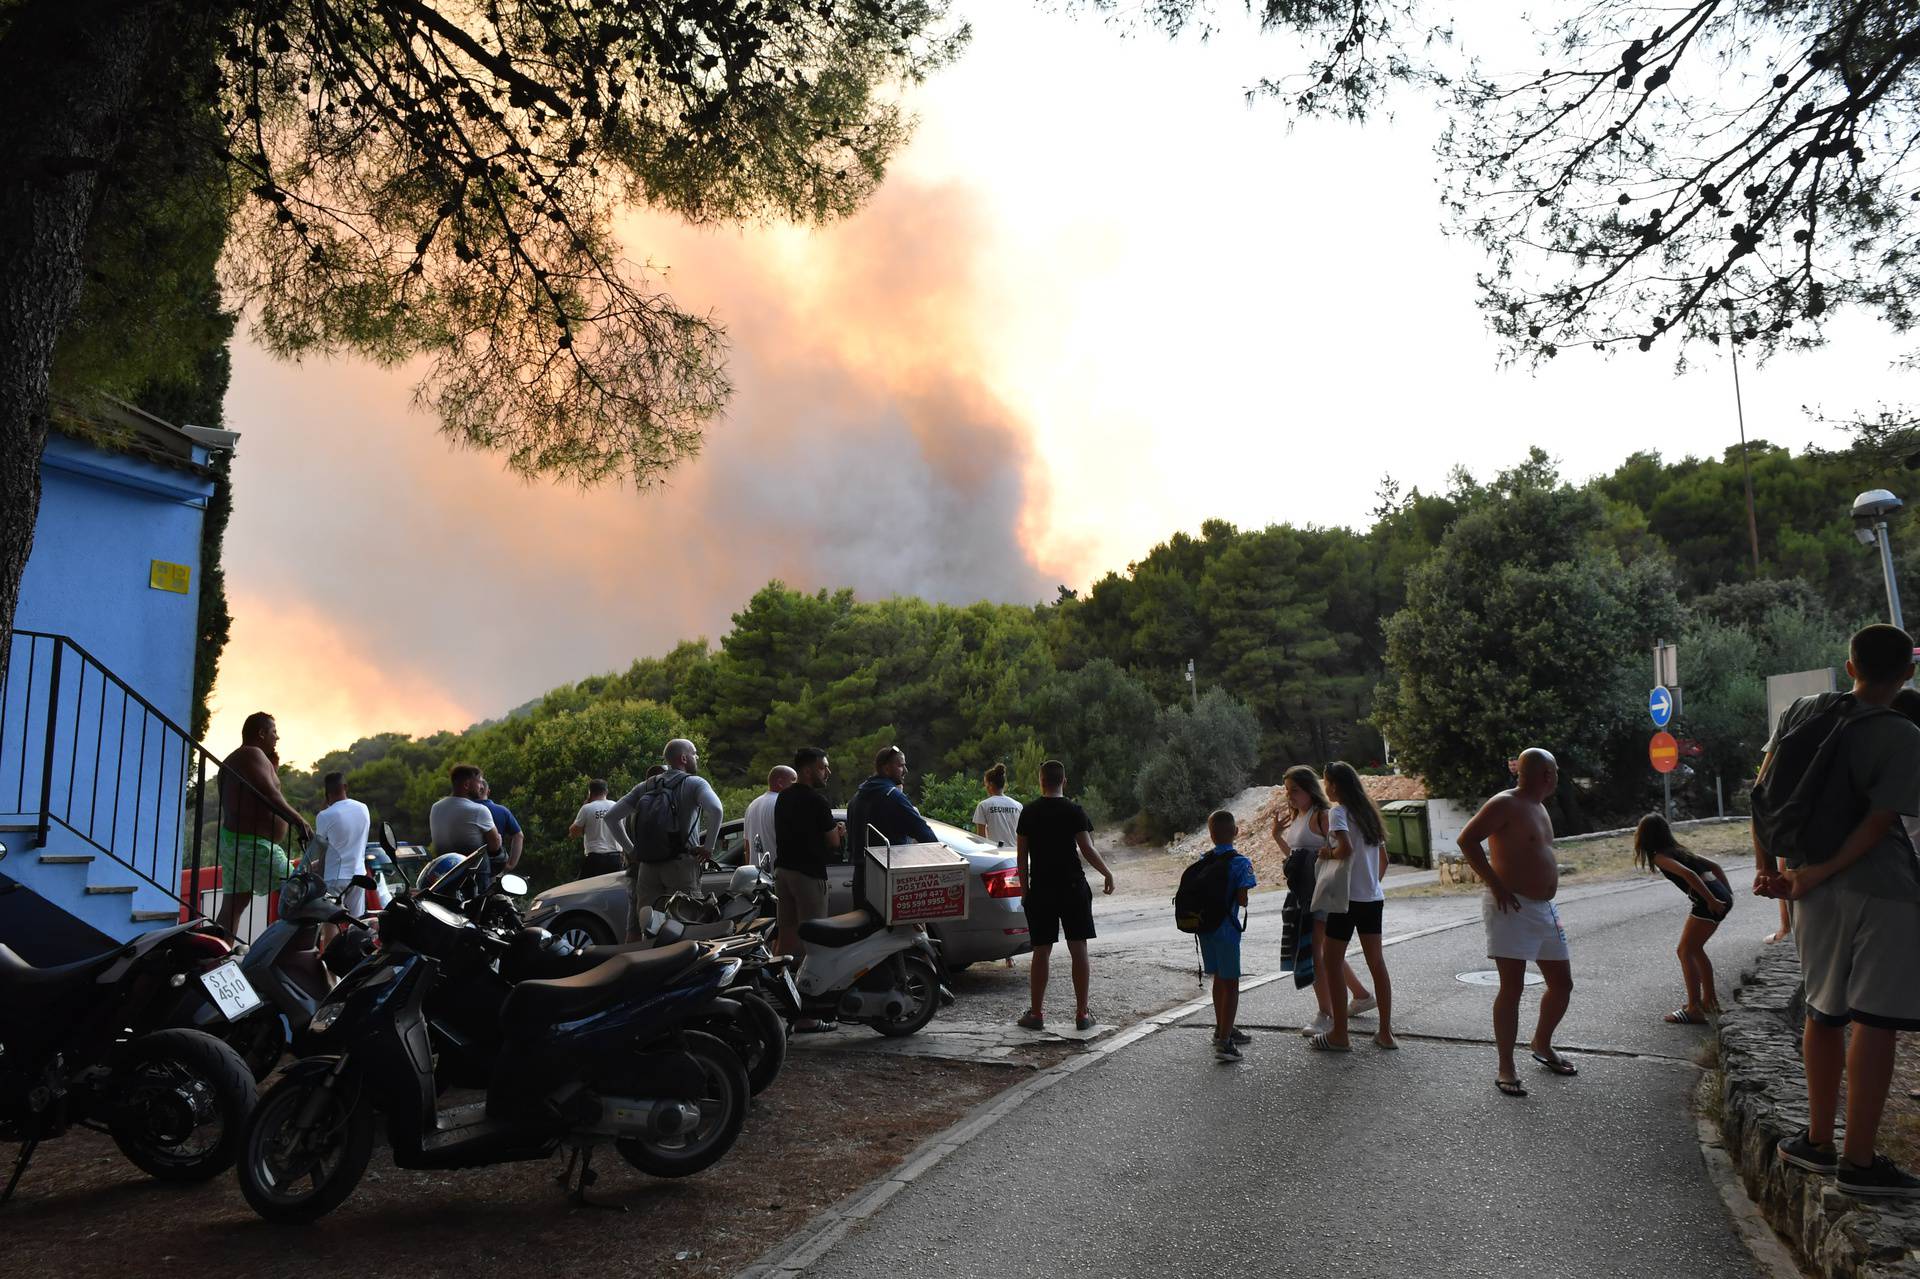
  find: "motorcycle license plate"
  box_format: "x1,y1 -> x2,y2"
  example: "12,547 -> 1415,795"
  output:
201,961 -> 263,1021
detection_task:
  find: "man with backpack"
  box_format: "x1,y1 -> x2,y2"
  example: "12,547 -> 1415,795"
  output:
1174,809 -> 1257,1062
1756,623 -> 1920,1199
606,739 -> 726,941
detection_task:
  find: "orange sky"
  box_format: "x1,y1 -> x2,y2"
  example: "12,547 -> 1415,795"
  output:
206,3 -> 1912,765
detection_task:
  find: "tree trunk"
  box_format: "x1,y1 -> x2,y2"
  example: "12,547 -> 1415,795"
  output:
0,0 -> 168,678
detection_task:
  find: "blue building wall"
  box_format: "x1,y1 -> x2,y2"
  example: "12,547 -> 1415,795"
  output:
14,433 -> 213,728
0,430 -> 216,945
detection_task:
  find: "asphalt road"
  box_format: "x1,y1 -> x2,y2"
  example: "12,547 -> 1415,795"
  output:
798,860 -> 1782,1278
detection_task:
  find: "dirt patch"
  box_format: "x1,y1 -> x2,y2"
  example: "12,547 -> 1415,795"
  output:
1390,821 -> 1755,898
0,1052 -> 1024,1279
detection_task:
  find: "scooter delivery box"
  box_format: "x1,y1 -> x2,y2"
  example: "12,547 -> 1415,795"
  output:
861,842 -> 971,925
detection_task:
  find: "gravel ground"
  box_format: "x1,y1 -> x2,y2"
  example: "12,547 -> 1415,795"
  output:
0,1052 -> 1024,1278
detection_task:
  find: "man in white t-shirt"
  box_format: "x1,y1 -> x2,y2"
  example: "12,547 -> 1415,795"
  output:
742,765 -> 796,869
312,771 -> 372,931
972,763 -> 1023,847
569,779 -> 624,878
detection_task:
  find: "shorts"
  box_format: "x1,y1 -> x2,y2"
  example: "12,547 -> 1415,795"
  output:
582,851 -> 624,879
1688,879 -> 1734,923
1199,926 -> 1243,981
1795,887 -> 1920,1030
1483,892 -> 1570,963
1325,898 -> 1384,941
627,856 -> 701,940
1025,879 -> 1096,946
775,869 -> 831,953
214,828 -> 290,897
324,878 -> 367,918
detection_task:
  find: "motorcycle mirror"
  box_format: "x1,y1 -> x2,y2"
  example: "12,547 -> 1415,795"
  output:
349,873 -> 378,890
498,873 -> 529,897
0,838 -> 8,864
378,822 -> 398,854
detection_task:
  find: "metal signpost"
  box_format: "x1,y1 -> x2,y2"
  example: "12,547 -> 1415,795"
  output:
1651,641 -> 1682,820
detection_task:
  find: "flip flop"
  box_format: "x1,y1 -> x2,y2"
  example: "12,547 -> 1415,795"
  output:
1531,1049 -> 1578,1076
1374,1034 -> 1400,1050
1496,1078 -> 1529,1097
1310,1033 -> 1352,1053
1664,1008 -> 1706,1025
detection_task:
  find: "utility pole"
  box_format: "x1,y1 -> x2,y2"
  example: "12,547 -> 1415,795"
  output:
1185,658 -> 1198,712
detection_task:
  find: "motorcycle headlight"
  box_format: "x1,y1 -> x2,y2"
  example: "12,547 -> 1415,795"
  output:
308,1000 -> 346,1034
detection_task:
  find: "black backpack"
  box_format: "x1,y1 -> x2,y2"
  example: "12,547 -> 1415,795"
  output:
1752,693 -> 1904,867
626,773 -> 690,865
1173,849 -> 1241,935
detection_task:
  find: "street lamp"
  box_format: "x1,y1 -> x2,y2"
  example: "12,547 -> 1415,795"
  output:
1852,489 -> 1906,631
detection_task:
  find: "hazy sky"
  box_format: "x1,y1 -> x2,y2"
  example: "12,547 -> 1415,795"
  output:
209,1 -> 1914,766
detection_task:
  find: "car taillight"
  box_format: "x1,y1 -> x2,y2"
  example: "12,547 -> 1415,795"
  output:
982,868 -> 1022,899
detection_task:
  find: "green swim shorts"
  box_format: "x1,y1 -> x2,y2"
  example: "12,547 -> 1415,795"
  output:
214,827 -> 290,897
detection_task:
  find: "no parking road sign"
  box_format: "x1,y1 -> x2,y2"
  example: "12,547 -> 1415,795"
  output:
1649,731 -> 1680,774
1649,686 -> 1674,728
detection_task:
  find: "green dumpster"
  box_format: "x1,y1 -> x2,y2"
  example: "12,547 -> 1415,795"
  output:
1381,799 -> 1431,868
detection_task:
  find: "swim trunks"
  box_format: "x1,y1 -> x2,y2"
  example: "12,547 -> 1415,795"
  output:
1482,892 -> 1570,963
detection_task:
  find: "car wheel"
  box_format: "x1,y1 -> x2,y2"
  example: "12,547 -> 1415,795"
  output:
554,912 -> 613,951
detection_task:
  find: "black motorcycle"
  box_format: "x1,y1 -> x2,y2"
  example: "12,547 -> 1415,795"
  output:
234,854 -> 752,1221
0,840 -> 259,1201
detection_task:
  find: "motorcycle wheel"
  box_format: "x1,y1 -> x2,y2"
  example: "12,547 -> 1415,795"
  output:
109,1028 -> 258,1181
236,1071 -> 375,1223
728,990 -> 788,1096
871,954 -> 941,1038
616,1030 -> 749,1178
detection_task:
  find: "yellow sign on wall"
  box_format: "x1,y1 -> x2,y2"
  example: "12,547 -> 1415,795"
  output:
149,560 -> 191,594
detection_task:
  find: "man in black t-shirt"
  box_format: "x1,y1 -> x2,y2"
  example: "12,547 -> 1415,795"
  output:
1015,760 -> 1116,1034
772,747 -> 843,973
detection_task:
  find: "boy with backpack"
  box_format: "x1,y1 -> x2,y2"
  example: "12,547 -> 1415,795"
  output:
1175,809 -> 1258,1062
1755,624 -> 1920,1198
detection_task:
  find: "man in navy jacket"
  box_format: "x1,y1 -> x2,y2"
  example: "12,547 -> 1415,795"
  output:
845,745 -> 938,911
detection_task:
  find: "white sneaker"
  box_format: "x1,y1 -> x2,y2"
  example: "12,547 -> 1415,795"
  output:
1349,996 -> 1379,1018
1299,1014 -> 1333,1037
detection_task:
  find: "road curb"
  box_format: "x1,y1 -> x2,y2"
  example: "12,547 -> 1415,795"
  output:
1716,945 -> 1920,1277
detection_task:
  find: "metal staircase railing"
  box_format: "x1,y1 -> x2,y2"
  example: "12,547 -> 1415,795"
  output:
1,630 -> 288,938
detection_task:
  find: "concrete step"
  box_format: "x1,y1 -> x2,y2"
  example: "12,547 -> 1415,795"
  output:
130,909 -> 178,922
84,884 -> 136,896
38,854 -> 94,865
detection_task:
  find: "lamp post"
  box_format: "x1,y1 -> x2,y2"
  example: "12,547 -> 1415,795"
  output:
1852,489 -> 1906,631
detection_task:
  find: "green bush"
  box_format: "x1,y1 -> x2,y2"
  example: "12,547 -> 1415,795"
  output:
1133,689 -> 1261,837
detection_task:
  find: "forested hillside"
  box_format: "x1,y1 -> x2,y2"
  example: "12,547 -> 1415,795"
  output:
284,434 -> 1910,889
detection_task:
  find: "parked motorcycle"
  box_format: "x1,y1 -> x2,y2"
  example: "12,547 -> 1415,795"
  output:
234,850 -> 752,1222
170,867 -> 378,1077
642,864 -> 947,1039
0,840 -> 259,1201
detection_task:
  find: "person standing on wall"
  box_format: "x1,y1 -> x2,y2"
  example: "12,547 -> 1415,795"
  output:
214,711 -> 311,937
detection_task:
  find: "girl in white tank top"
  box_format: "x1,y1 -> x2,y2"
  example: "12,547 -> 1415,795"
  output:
1273,766 -> 1371,1036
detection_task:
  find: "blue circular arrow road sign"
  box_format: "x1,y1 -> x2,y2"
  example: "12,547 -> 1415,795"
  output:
1649,686 -> 1674,728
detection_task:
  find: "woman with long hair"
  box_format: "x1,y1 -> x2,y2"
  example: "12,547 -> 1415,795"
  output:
1634,813 -> 1732,1023
1313,762 -> 1397,1052
1273,764 -> 1371,1039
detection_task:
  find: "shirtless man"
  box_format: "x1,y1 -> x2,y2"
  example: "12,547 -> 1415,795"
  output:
214,712 -> 312,936
1456,748 -> 1575,1097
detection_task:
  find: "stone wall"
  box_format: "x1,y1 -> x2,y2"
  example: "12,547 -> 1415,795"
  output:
1717,946 -> 1920,1277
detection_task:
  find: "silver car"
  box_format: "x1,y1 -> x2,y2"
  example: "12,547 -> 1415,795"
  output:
523,813 -> 1031,970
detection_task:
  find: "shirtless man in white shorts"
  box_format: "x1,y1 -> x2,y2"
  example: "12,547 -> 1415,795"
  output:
1457,748 -> 1575,1097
